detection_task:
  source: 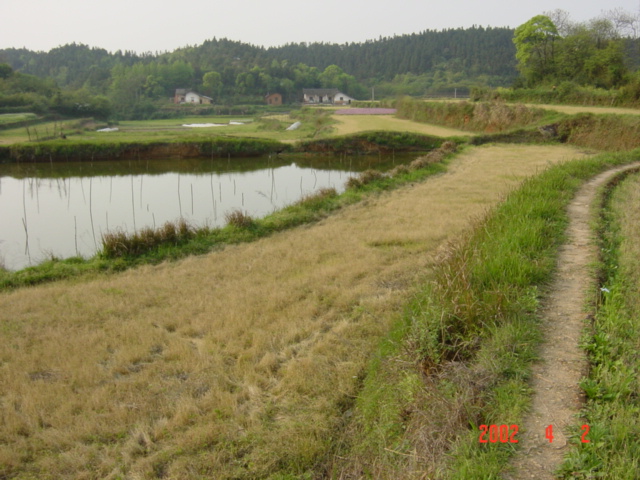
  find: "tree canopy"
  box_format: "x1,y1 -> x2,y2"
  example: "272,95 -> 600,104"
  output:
514,10 -> 637,88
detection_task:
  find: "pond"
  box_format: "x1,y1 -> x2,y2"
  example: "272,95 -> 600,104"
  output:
0,154 -> 405,271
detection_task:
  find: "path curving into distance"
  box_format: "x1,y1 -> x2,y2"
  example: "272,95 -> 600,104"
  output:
505,162 -> 640,480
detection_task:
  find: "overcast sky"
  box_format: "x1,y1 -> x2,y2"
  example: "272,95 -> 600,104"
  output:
2,0 -> 639,54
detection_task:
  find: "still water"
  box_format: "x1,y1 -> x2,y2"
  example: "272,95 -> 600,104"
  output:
0,154 -> 400,271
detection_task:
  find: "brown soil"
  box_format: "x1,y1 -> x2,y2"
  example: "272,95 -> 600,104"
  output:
504,162 -> 640,479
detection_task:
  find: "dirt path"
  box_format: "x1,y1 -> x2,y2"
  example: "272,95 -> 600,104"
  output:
505,162 -> 640,479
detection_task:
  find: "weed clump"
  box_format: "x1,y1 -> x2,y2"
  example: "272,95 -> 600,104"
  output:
224,209 -> 255,228
101,218 -> 198,258
410,141 -> 458,170
346,169 -> 386,189
299,187 -> 338,207
388,164 -> 410,176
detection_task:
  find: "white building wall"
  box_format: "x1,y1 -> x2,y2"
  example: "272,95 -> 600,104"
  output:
185,92 -> 200,103
333,93 -> 354,104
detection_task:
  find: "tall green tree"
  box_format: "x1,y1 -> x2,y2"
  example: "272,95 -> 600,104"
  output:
202,71 -> 222,98
513,15 -> 559,84
0,63 -> 13,79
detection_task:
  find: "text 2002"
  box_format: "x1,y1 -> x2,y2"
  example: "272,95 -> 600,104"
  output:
478,424 -> 519,443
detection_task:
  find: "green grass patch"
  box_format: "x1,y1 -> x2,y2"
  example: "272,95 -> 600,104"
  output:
296,130 -> 445,155
0,135 -> 289,162
0,112 -> 38,126
328,150 -> 640,478
558,169 -> 640,479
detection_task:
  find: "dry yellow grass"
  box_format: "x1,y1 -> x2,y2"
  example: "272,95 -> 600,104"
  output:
331,113 -> 472,137
524,103 -> 640,116
430,98 -> 640,116
612,172 -> 640,314
0,144 -> 594,478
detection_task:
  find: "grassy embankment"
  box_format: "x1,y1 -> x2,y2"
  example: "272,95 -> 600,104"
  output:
0,135 -> 288,163
328,150 -> 640,479
0,112 -> 38,127
389,97 -> 640,151
557,170 -> 640,479
470,83 -> 640,109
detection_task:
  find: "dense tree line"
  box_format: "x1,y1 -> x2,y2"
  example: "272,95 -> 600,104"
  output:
268,26 -> 517,81
1,12 -> 639,120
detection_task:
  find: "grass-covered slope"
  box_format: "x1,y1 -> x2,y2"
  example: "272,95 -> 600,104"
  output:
329,150 -> 640,479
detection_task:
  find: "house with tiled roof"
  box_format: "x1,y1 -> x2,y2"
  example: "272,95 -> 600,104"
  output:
265,93 -> 282,106
174,89 -> 213,105
302,88 -> 355,105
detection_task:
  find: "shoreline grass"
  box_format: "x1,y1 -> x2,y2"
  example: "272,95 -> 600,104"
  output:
558,169 -> 640,479
0,144 -> 454,291
327,150 -> 640,479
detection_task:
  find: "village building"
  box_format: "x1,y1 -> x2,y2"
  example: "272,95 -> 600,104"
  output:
302,88 -> 355,105
265,93 -> 283,106
174,89 -> 213,105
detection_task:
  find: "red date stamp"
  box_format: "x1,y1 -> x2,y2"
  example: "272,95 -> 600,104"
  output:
478,424 -> 519,443
479,424 -> 591,443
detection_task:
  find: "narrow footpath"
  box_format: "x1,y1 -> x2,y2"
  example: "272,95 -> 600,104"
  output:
505,163 -> 640,479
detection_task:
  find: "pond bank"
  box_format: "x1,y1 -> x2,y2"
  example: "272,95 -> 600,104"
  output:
0,136 -> 288,163
0,131 -> 447,163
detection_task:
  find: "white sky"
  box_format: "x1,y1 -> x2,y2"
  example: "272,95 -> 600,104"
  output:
2,0 -> 639,54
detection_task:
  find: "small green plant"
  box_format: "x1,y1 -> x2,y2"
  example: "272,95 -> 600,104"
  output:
256,117 -> 286,131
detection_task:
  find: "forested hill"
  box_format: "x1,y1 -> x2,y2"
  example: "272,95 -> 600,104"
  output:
0,27 -> 518,119
0,26 -> 517,88
266,27 -> 517,80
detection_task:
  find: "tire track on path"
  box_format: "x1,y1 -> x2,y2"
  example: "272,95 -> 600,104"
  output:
505,162 -> 640,480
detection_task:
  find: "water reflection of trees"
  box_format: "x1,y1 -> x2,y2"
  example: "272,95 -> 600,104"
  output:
0,153 -> 413,179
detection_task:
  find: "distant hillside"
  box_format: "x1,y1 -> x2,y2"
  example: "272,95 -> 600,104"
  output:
0,27 -> 520,119
0,27 -> 518,89
267,27 -> 517,80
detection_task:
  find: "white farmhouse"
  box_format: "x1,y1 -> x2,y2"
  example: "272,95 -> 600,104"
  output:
174,89 -> 213,105
302,88 -> 355,105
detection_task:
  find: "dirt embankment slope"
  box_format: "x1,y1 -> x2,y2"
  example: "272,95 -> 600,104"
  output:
0,144 -> 593,478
